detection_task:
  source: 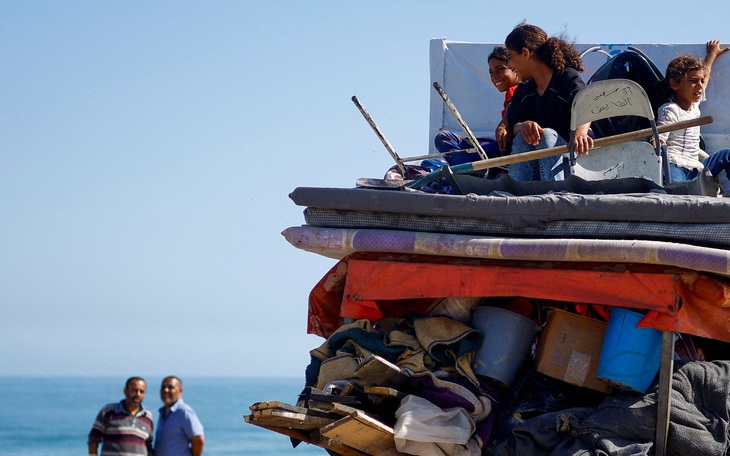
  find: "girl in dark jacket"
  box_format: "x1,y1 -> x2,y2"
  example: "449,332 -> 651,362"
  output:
504,22 -> 592,181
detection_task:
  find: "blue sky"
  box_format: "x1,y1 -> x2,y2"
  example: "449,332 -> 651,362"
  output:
1,1 -> 726,377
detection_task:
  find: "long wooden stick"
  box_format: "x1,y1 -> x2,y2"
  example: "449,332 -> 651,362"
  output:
655,331 -> 675,456
433,81 -> 489,160
351,95 -> 408,177
407,116 -> 713,188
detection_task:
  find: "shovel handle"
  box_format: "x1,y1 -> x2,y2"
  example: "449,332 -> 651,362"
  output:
408,116 -> 713,188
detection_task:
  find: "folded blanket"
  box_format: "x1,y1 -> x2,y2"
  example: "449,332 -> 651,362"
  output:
414,315 -> 484,387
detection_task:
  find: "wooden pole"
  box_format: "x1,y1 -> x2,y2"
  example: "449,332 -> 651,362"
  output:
655,331 -> 676,456
433,81 -> 489,160
407,116 -> 713,189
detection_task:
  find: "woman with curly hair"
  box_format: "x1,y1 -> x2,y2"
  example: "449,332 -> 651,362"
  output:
504,22 -> 592,181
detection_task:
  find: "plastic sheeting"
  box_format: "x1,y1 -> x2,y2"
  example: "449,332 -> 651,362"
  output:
305,252 -> 730,345
394,394 -> 478,456
429,40 -> 730,154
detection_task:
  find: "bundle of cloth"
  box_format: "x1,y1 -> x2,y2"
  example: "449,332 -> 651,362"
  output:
304,316 -> 496,455
488,360 -> 730,456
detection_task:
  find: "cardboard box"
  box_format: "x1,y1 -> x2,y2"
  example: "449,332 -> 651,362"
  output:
535,308 -> 612,393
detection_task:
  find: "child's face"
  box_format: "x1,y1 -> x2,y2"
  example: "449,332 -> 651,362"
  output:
670,69 -> 706,108
506,47 -> 531,80
488,58 -> 519,93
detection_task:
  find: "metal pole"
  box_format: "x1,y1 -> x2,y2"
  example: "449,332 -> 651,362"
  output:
432,82 -> 489,160
351,96 -> 408,178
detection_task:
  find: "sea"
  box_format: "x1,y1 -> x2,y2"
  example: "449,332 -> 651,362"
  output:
0,376 -> 326,455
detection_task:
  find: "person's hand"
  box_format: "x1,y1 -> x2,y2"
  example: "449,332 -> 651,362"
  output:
496,123 -> 511,152
573,133 -> 593,155
518,121 -> 543,146
707,40 -> 730,59
649,137 -> 665,149
573,124 -> 593,155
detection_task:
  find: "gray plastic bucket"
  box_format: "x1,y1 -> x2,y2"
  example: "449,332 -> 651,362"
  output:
471,306 -> 540,387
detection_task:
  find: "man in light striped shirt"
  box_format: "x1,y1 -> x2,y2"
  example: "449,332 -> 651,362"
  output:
88,377 -> 154,455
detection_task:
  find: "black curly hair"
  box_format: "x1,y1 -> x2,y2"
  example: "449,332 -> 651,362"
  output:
488,46 -> 510,64
504,22 -> 584,72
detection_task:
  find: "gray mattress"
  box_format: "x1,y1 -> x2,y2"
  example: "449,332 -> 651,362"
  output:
289,185 -> 730,249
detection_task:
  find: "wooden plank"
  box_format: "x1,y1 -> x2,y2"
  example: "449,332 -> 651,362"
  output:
340,381 -> 355,396
655,331 -> 676,456
247,420 -> 369,456
310,401 -> 363,417
307,400 -> 337,414
249,400 -> 303,412
365,386 -> 406,400
250,408 -> 336,430
244,415 -> 313,441
320,410 -> 404,456
249,400 -> 337,419
332,402 -> 366,416
317,439 -> 371,456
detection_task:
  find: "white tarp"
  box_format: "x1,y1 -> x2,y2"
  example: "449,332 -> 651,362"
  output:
428,39 -> 730,155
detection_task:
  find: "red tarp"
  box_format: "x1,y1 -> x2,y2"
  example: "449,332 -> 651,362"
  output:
307,253 -> 730,342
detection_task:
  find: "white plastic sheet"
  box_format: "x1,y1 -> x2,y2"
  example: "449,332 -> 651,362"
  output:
393,394 -> 480,456
428,39 -> 730,154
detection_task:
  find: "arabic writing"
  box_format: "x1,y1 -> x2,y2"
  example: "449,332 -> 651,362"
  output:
590,85 -> 635,115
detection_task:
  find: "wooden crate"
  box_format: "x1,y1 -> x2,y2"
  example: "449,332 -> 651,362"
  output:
320,410 -> 405,456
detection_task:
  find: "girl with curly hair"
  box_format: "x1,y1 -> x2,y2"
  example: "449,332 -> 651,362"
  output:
656,40 -> 730,184
504,22 -> 592,181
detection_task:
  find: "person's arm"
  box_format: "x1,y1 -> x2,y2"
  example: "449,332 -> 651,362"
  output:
146,433 -> 154,456
495,114 -> 511,152
703,40 -> 730,89
655,103 -> 679,147
88,408 -> 105,456
191,435 -> 205,456
506,84 -> 531,142
560,68 -> 592,154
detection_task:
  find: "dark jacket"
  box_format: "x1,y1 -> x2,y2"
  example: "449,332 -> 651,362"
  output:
507,67 -> 585,141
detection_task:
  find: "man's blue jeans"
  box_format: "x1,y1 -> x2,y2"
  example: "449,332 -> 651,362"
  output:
508,129 -> 567,181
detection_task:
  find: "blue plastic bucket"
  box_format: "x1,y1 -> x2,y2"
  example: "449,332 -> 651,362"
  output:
596,308 -> 663,393
471,306 -> 540,387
